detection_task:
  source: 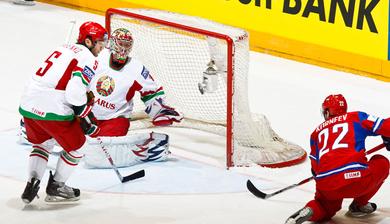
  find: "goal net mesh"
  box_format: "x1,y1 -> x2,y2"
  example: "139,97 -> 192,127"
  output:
107,8 -> 306,167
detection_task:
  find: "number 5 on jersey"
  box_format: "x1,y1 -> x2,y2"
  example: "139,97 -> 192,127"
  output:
36,51 -> 62,77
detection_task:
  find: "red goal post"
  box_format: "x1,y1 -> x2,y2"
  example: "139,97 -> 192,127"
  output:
105,8 -> 307,168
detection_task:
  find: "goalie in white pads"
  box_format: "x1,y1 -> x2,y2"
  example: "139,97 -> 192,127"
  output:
80,27 -> 183,168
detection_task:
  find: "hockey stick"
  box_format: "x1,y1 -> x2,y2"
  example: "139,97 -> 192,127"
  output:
247,143 -> 385,199
64,20 -> 76,45
97,137 -> 145,183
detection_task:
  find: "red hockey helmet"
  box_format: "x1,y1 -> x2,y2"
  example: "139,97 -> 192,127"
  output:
321,94 -> 347,119
77,21 -> 108,44
110,28 -> 134,64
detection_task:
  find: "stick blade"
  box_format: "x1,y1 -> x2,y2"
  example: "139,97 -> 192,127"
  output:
246,180 -> 268,199
122,170 -> 145,183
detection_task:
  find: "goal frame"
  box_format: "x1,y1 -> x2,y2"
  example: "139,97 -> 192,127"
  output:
106,8 -> 236,167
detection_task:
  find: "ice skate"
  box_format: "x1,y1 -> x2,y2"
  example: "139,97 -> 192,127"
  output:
13,0 -> 35,6
45,171 -> 80,203
21,177 -> 40,204
347,201 -> 377,217
285,207 -> 313,224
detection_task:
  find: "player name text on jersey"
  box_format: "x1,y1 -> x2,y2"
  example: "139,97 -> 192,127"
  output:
316,114 -> 348,132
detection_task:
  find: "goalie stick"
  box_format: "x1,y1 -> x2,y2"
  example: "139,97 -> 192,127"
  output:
97,137 -> 145,183
247,143 -> 385,199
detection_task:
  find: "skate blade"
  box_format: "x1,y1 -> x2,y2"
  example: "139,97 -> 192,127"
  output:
13,1 -> 36,6
21,193 -> 39,205
22,198 -> 32,204
345,211 -> 374,218
284,218 -> 296,224
44,195 -> 80,204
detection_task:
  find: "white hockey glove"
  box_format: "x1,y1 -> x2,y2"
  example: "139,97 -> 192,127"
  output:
145,98 -> 183,126
152,106 -> 183,126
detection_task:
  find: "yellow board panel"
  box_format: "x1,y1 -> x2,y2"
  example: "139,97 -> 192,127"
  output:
114,0 -> 388,60
38,0 -> 390,81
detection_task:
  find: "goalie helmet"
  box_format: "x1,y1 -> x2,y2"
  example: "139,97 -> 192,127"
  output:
321,94 -> 347,120
77,21 -> 108,44
110,28 -> 134,64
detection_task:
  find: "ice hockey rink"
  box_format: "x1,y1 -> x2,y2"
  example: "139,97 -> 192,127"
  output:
1,1 -> 390,223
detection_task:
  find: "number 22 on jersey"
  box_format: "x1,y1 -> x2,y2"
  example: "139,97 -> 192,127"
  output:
317,123 -> 348,159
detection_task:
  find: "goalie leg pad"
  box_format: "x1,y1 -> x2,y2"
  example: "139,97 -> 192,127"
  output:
84,132 -> 170,168
133,132 -> 170,162
18,118 -> 31,145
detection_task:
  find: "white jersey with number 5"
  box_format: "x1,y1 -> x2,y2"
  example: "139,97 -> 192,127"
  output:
19,43 -> 99,121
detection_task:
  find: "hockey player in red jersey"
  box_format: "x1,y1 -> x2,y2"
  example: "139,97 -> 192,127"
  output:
19,21 -> 107,204
79,27 -> 183,168
285,94 -> 390,224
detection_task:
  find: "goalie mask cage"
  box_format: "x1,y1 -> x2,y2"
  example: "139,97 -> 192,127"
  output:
105,8 -> 307,168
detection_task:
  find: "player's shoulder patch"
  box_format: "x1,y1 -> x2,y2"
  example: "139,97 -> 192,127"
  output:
82,65 -> 95,82
141,66 -> 150,79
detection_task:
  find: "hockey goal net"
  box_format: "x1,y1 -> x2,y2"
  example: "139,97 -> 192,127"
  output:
105,8 -> 306,168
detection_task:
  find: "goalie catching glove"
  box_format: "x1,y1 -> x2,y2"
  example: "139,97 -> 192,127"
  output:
145,98 -> 183,126
152,106 -> 183,126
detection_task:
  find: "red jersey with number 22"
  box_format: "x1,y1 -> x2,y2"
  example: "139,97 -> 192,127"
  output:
309,111 -> 390,190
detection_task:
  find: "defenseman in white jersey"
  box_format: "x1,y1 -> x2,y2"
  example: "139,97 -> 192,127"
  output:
81,28 -> 183,168
19,22 -> 107,204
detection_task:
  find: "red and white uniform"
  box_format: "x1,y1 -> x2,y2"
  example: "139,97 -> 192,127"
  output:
20,44 -> 98,121
89,49 -> 165,136
19,43 -> 99,151
306,111 -> 390,222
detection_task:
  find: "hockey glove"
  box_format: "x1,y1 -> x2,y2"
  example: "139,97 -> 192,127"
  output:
78,112 -> 100,137
382,136 -> 390,151
152,106 -> 183,126
73,91 -> 95,118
